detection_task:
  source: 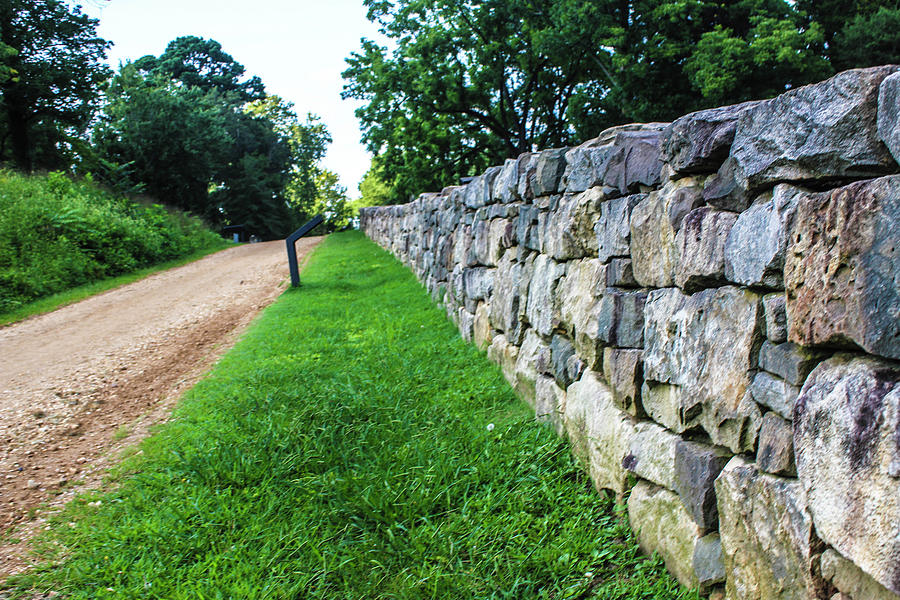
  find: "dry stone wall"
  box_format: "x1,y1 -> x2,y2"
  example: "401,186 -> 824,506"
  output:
360,66 -> 900,600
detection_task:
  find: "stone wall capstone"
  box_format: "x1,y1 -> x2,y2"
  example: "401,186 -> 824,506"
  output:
360,66 -> 900,600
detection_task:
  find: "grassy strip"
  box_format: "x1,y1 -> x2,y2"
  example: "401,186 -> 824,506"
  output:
6,231 -> 699,599
0,241 -> 231,327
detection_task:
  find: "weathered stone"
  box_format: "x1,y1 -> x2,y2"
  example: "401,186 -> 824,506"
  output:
566,355 -> 586,386
524,254 -> 566,337
493,158 -> 520,203
561,124 -> 663,193
674,439 -> 731,532
624,420 -> 678,490
702,155 -> 756,213
514,329 -> 552,406
694,533 -> 726,590
487,334 -> 519,388
879,72 -> 900,166
785,175 -> 900,361
821,548 -> 900,600
467,219 -> 490,266
517,153 -> 539,201
759,341 -> 828,387
675,207 -> 739,293
643,286 -> 764,452
596,193 -> 645,262
458,308 -> 475,342
564,370 -> 636,495
550,334 -> 577,388
602,348 -> 643,417
628,481 -> 703,588
603,129 -> 666,195
464,166 -> 502,209
516,204 -> 540,252
488,250 -> 528,344
485,218 -> 513,266
542,189 -> 603,260
764,293 -> 788,343
462,267 -> 495,313
794,355 -> 900,595
725,185 -> 803,289
716,457 -> 827,600
748,371 -> 800,421
606,258 -> 638,287
532,148 -> 568,197
557,258 -> 605,363
535,375 -> 566,435
757,412 -> 796,476
592,289 -> 647,349
713,66 -> 900,210
473,301 -> 493,351
660,100 -> 761,175
630,177 -> 704,287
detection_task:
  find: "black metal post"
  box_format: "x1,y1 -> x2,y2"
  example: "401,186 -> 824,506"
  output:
286,215 -> 324,287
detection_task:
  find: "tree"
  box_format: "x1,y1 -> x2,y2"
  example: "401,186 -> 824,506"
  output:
343,0 -> 614,203
313,169 -> 352,231
358,160 -> 392,207
344,0 -> 833,204
0,0 -> 110,171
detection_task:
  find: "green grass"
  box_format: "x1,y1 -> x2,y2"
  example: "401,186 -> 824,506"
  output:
0,242 -> 230,327
4,231 -> 699,599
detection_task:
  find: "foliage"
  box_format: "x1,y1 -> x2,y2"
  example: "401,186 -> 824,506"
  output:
313,169 -> 352,230
0,0 -> 110,171
0,170 -> 224,313
7,232 -> 699,600
344,0 -> 891,203
357,159 -> 393,207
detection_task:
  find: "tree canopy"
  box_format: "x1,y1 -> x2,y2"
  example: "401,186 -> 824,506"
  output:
0,0 -> 110,171
344,0 -> 886,204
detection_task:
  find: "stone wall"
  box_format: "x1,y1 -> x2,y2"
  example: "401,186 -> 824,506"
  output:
359,66 -> 900,600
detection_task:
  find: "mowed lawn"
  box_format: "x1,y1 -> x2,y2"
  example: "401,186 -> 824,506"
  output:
6,231 -> 698,599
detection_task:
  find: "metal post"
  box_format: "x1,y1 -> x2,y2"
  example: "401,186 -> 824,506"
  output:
286,215 -> 324,287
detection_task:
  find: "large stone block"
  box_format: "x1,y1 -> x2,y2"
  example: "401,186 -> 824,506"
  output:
624,420 -> 678,490
493,158 -> 520,203
535,375 -> 566,435
706,66 -> 900,210
550,334 -> 577,388
794,355 -> 900,595
594,289 -> 647,349
564,370 -> 636,495
673,440 -> 731,532
764,293 -> 788,343
562,123 -> 663,193
557,258 -> 606,364
716,457 -> 827,600
747,371 -> 800,421
643,286 -> 764,452
462,267 -> 495,306
725,185 -> 802,289
821,548 -> 900,600
532,148 -> 568,197
785,175 -> 900,361
757,412 -> 796,477
630,177 -> 705,287
542,189 -> 603,260
473,301 -> 493,351
524,254 -> 567,337
596,193 -> 645,262
676,207 -> 739,293
514,329 -> 552,406
606,258 -> 638,287
603,129 -> 666,195
488,250 -> 528,344
878,72 -> 900,167
660,100 -> 761,175
758,341 -> 828,387
487,334 -> 519,388
627,481 -> 706,589
464,166 -> 502,209
602,347 -> 643,417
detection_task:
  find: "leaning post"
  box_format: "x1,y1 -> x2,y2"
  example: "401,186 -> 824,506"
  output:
286,215 -> 324,287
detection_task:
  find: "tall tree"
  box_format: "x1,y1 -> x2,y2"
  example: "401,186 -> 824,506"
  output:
0,0 -> 110,171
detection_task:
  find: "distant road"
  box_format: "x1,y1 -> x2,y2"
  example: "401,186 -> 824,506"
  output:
0,236 -> 323,576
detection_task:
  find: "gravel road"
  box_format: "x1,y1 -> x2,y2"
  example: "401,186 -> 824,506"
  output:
0,237 -> 322,576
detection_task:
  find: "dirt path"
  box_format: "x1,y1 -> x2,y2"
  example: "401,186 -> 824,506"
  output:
0,237 -> 323,577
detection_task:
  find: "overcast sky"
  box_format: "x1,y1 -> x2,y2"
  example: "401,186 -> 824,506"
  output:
80,0 -> 386,197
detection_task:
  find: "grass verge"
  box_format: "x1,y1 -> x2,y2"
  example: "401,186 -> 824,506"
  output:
4,231 -> 699,599
0,242 -> 231,327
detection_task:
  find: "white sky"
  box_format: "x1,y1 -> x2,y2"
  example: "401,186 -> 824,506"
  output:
79,0 -> 386,197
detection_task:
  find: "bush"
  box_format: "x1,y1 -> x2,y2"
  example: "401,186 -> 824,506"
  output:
0,170 -> 224,312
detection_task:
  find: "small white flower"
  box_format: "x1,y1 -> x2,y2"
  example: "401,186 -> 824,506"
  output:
486,423 -> 495,432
